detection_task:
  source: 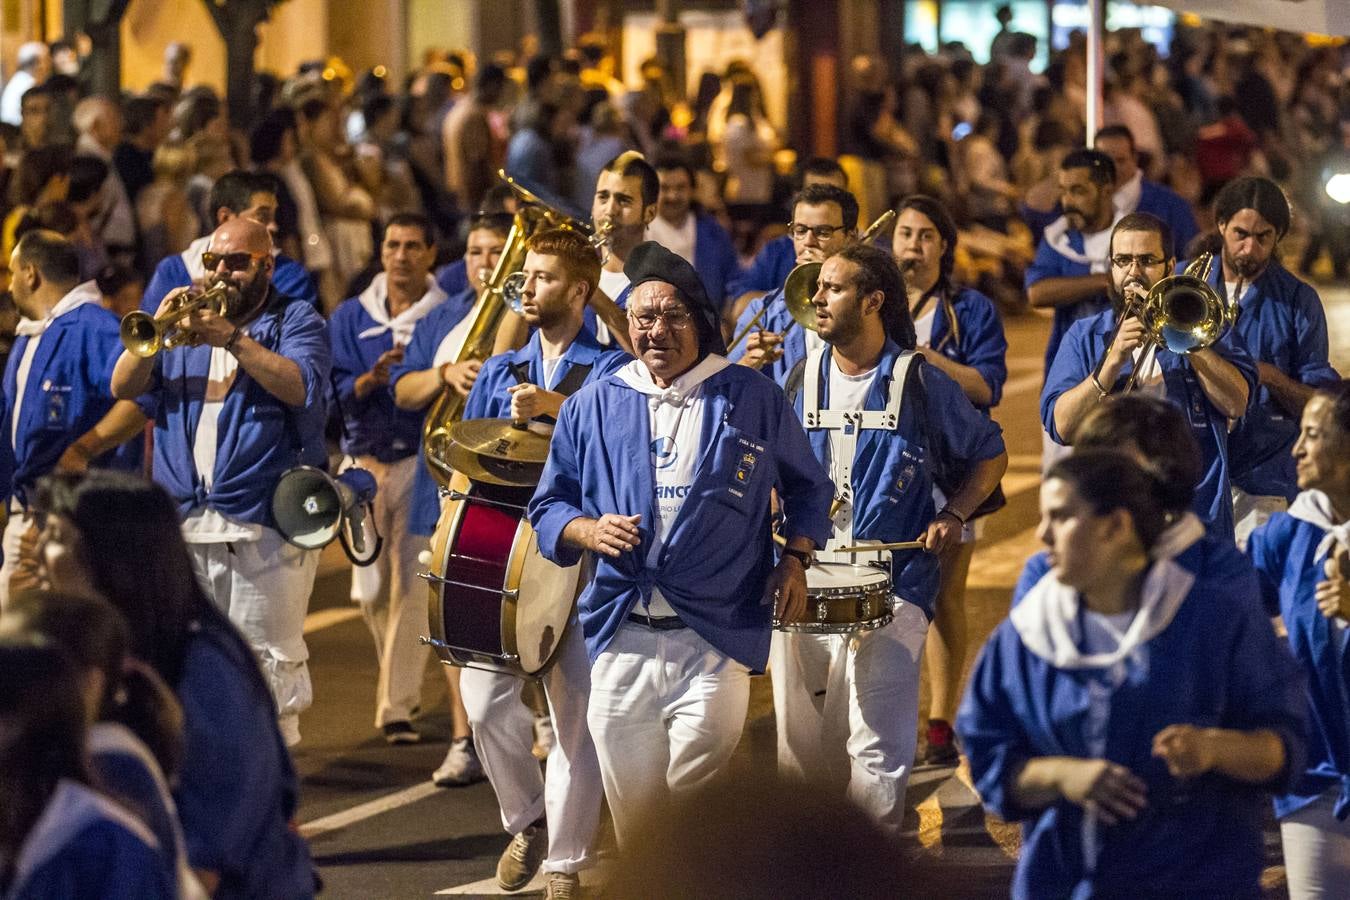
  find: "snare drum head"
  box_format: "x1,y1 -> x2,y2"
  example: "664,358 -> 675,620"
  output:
505,518 -> 583,675
806,562 -> 891,591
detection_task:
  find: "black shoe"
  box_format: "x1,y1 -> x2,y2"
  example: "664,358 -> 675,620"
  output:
383,721 -> 421,745
922,719 -> 960,767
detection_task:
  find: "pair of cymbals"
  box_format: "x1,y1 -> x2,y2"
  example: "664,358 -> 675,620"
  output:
442,418 -> 553,487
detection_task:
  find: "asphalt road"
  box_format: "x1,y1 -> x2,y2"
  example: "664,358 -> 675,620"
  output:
292,284 -> 1350,899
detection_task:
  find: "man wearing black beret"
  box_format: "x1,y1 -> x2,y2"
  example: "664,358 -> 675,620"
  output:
529,241 -> 833,848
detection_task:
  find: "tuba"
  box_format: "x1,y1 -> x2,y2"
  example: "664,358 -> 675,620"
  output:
1090,252 -> 1234,395
420,171 -> 603,486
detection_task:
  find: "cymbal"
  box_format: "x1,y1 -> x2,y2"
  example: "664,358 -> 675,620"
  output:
442,418 -> 553,488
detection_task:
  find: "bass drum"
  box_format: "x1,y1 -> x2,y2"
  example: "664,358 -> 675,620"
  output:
422,475 -> 586,676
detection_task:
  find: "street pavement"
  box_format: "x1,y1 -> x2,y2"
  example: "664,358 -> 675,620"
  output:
292,284 -> 1350,899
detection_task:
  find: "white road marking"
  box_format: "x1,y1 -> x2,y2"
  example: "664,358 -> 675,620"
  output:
303,606 -> 362,634
299,781 -> 441,838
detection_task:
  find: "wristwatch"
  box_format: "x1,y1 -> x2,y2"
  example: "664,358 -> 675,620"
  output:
782,547 -> 814,570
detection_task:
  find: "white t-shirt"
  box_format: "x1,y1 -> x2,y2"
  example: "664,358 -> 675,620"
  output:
1083,226 -> 1113,274
181,344 -> 262,544
644,385 -> 706,617
1225,280 -> 1253,307
541,356 -> 563,391
913,308 -> 937,349
825,361 -> 877,541
595,269 -> 631,346
11,337 -> 41,451
646,214 -> 697,265
432,304 -> 479,367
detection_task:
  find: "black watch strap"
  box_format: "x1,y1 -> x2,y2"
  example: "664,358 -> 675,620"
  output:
782,547 -> 813,570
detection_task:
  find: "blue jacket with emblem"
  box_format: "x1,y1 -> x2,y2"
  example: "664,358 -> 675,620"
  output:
529,360 -> 834,670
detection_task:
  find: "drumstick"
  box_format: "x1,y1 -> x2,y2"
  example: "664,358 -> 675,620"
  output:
832,540 -> 927,553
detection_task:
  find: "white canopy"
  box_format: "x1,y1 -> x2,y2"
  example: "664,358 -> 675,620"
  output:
1150,0 -> 1350,37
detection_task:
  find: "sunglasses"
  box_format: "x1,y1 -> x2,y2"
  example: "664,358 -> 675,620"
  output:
201,251 -> 267,272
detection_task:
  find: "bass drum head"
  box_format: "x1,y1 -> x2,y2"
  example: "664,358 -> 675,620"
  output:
504,517 -> 584,675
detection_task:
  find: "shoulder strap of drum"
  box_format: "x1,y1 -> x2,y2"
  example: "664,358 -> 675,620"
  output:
553,362 -> 594,398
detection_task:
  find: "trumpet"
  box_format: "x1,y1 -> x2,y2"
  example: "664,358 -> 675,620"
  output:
1090,253 -> 1232,395
728,209 -> 898,355
119,284 -> 235,358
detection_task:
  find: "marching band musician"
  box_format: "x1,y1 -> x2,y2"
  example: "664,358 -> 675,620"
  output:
772,242 -> 1007,835
390,210 -> 511,786
329,212 -> 447,745
0,230 -> 145,607
891,194 -> 1009,767
647,152 -> 741,313
528,241 -> 833,847
1202,177 -> 1342,543
585,151 -> 660,349
111,217 -> 331,747
958,449 -> 1306,900
141,170 -> 319,313
457,228 -> 628,900
1041,212 -> 1255,538
726,184 -> 859,383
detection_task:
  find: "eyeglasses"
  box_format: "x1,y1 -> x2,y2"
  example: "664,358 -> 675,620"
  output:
201,251 -> 268,272
788,222 -> 846,241
1110,254 -> 1166,270
628,309 -> 694,331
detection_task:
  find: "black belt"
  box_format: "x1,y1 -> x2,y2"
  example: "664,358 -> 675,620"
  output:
627,611 -> 687,631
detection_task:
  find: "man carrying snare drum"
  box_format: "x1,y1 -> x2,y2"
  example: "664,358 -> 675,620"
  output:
772,242 -> 1006,836
529,241 -> 833,852
457,229 -> 628,900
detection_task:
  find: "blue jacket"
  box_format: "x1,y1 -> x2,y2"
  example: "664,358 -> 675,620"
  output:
0,302 -> 135,507
924,285 -> 1009,410
143,292 -> 331,529
725,287 -> 807,387
1248,510 -> 1350,821
959,541 -> 1306,900
142,245 -> 317,313
389,288 -> 478,536
692,213 -> 742,311
795,343 -> 1005,620
1041,306 -> 1258,538
435,259 -> 469,299
529,361 -> 834,670
727,234 -> 794,297
1200,260 -> 1341,499
329,294 -> 441,462
1025,221 -> 1111,373
462,327 -> 629,421
175,614 -> 314,900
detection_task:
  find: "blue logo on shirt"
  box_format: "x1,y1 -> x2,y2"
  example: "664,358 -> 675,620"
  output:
651,436 -> 678,469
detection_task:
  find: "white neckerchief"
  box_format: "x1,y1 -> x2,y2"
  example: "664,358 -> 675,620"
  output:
1011,558 -> 1195,670
180,234 -> 212,282
1148,512 -> 1206,560
1288,489 -> 1350,563
616,354 -> 730,408
355,273 -> 447,344
1043,210 -> 1124,270
14,280 -> 102,337
1112,170 -> 1144,216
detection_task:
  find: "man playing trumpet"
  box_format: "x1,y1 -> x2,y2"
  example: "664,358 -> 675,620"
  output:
112,216 -> 332,746
1041,212 -> 1254,538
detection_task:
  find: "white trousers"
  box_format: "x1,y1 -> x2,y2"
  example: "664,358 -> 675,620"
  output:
0,509 -> 30,610
587,622 -> 751,848
769,599 -> 929,837
188,528 -> 319,745
1281,790 -> 1350,900
461,619 -> 602,875
346,455 -> 430,727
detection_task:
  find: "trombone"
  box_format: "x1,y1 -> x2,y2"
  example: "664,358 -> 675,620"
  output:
727,209 -> 897,355
119,284 -> 235,358
1089,253 -> 1234,395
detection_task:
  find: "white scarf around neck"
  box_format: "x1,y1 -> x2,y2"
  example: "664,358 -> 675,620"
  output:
616,353 -> 730,408
355,272 -> 447,344
15,280 -> 102,337
1288,489 -> 1350,564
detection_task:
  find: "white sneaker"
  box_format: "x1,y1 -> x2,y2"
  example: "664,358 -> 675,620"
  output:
532,713 -> 556,761
433,736 -> 485,787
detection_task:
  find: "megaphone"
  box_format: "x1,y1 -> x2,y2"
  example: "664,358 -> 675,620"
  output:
272,466 -> 382,565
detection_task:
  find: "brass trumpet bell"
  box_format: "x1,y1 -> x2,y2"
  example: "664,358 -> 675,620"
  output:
783,261 -> 822,332
1138,254 -> 1231,355
119,284 -> 235,358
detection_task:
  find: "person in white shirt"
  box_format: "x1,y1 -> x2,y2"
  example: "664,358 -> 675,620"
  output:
586,151 -> 654,350
0,43 -> 51,128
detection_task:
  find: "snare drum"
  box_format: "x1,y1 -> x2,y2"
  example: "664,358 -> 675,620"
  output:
421,479 -> 586,676
775,562 -> 893,634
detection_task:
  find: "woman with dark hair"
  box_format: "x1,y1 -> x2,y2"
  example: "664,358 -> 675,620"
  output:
27,470 -> 315,900
0,638 -> 174,899
1247,380 -> 1350,897
958,449 -> 1307,900
2,591 -> 201,898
